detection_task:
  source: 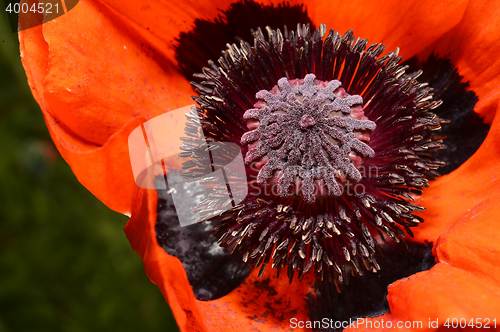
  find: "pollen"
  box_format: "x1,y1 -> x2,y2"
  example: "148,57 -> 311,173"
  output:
241,74 -> 376,203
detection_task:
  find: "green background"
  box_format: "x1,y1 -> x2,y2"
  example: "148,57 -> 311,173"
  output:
0,11 -> 180,332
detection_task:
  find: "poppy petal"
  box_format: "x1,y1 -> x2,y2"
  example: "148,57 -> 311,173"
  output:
307,241 -> 434,326
46,112 -> 144,215
196,269 -> 314,331
305,0 -> 468,59
155,178 -> 252,301
388,191 -> 500,324
174,1 -> 314,81
173,0 -> 467,82
345,191 -> 500,331
19,0 -> 193,213
126,185 -> 315,332
19,22 -> 146,214
97,0 -> 237,64
21,0 -> 192,146
125,187 -> 208,331
101,0 -> 467,66
388,118 -> 500,322
425,0 -> 500,123
412,106 -> 500,243
391,264 -> 500,322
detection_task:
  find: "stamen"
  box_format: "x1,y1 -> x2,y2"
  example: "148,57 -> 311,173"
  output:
182,23 -> 447,285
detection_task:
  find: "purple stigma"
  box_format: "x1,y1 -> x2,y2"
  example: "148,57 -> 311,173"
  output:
241,74 -> 376,204
300,114 -> 316,129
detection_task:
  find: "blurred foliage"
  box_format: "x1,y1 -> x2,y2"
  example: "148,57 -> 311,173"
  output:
0,13 -> 179,332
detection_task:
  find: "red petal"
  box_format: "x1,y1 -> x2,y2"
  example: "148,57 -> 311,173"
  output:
19,0 -> 193,213
97,0 -> 238,64
21,0 -> 192,146
100,0 -> 467,63
351,185 -> 500,330
125,187 -> 315,332
306,0 -> 468,59
412,105 -> 500,243
388,192 -> 500,325
424,0 -> 500,123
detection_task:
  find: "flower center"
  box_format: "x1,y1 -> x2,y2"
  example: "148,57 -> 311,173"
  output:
241,74 -> 376,203
184,23 -> 447,285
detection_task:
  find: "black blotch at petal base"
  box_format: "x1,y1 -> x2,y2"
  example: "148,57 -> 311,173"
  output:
155,176 -> 252,301
405,54 -> 489,175
174,0 -> 314,81
307,241 -> 435,332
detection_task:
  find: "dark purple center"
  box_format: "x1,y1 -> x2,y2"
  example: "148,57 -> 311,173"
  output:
241,74 -> 376,203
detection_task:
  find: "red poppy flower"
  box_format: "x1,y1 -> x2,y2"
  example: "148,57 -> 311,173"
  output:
19,0 -> 500,331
